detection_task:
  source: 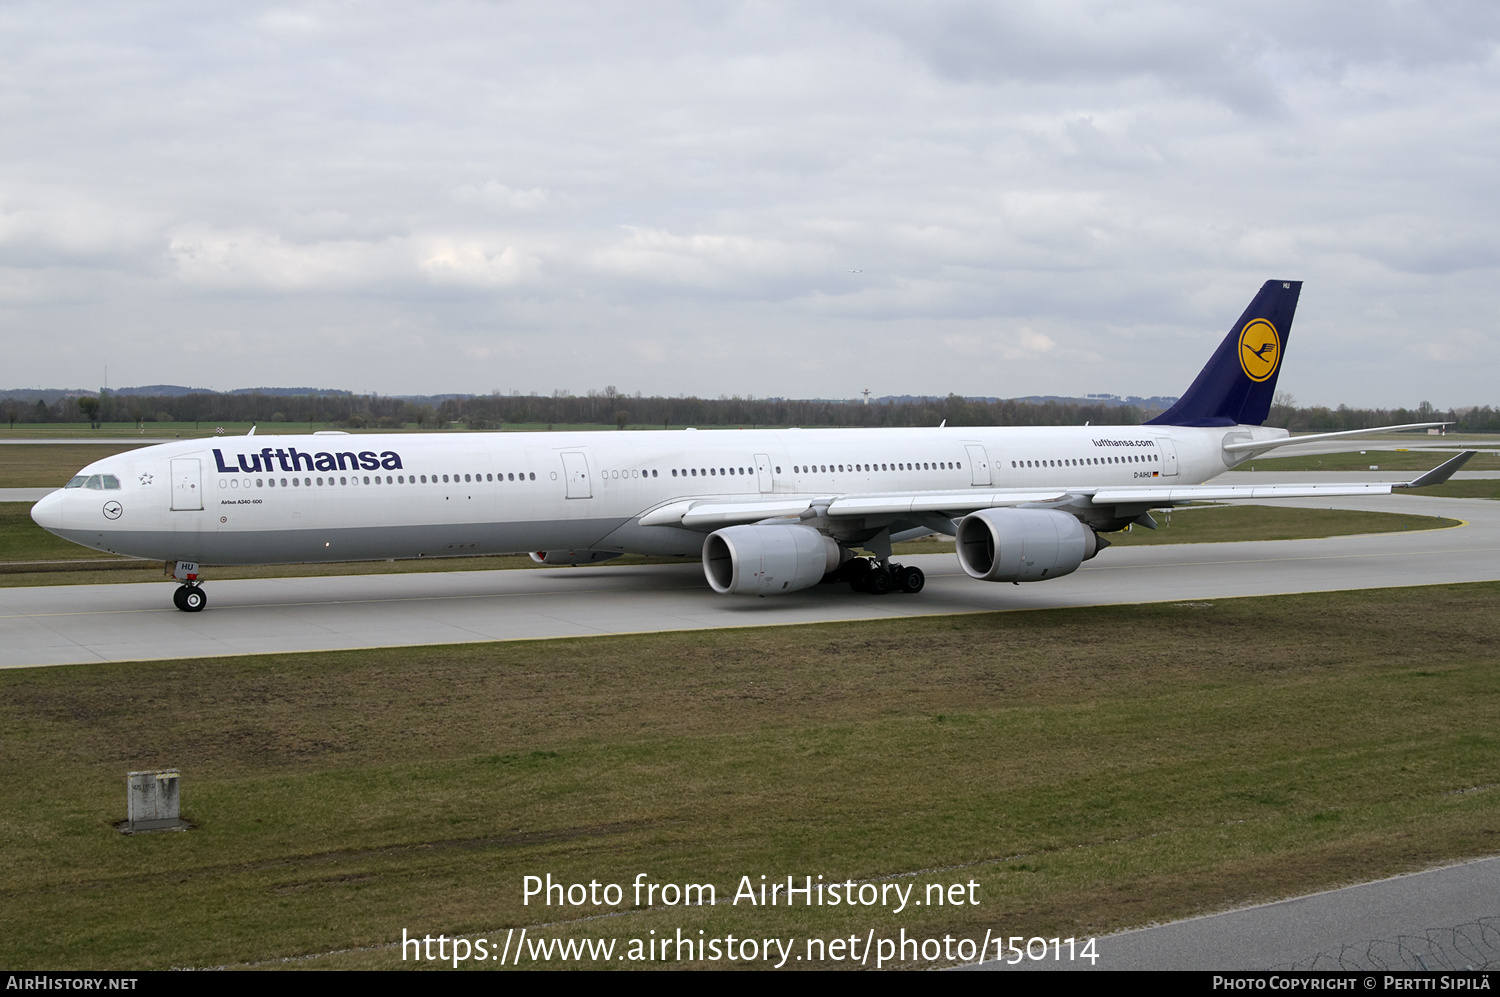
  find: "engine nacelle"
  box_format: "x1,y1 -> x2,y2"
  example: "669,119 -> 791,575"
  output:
703,524 -> 841,596
955,509 -> 1099,583
529,550 -> 623,566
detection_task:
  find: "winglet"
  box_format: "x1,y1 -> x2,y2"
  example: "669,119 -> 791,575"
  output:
1395,451 -> 1475,489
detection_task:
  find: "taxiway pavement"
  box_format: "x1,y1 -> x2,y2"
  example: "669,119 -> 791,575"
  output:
965,855 -> 1500,971
1,488 -> 1496,669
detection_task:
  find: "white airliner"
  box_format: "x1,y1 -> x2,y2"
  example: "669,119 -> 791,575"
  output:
31,280 -> 1470,612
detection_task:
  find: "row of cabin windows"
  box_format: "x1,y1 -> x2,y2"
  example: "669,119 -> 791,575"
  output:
668,466 -> 780,477
218,471 -> 536,489
794,461 -> 959,474
1012,454 -> 1158,468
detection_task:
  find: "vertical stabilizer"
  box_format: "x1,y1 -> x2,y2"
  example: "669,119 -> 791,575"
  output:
1147,280 -> 1301,427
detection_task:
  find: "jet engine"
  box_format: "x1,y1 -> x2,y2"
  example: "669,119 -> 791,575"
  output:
955,509 -> 1101,583
703,524 -> 841,596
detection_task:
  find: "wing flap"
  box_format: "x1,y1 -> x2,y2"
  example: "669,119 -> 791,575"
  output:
679,499 -> 816,528
1090,483 -> 1395,504
640,489 -> 1070,529
827,490 -> 1068,516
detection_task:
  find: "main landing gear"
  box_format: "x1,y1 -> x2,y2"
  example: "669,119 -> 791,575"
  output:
172,584 -> 207,612
824,557 -> 925,595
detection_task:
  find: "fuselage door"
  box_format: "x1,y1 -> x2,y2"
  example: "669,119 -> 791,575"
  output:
754,453 -> 773,494
1155,438 -> 1180,477
170,458 -> 203,511
965,445 -> 992,486
561,451 -> 592,499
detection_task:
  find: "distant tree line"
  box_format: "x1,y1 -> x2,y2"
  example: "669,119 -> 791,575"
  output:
434,390 -> 1149,430
3,387 -> 1498,433
1262,396 -> 1500,433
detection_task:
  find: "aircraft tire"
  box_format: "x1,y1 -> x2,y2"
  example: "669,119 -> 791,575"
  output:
897,566 -> 925,593
172,585 -> 188,611
865,567 -> 893,595
180,586 -> 207,613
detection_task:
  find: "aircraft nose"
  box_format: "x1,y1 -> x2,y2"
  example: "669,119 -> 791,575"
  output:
30,490 -> 64,533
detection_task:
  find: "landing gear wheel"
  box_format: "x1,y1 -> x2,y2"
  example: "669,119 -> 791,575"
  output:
896,565 -> 925,594
175,585 -> 206,612
864,566 -> 893,595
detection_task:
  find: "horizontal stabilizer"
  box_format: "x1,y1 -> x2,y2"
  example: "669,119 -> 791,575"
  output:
1222,422 -> 1450,454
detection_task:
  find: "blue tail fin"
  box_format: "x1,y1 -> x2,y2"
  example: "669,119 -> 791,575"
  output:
1146,280 -> 1302,427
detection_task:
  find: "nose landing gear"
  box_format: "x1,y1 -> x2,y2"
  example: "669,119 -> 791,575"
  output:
172,584 -> 207,612
169,560 -> 206,612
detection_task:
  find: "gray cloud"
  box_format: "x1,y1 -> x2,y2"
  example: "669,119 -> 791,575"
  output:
0,0 -> 1497,405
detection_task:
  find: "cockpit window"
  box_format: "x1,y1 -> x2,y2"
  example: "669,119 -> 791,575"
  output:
65,475 -> 88,489
85,475 -> 104,490
101,475 -> 121,489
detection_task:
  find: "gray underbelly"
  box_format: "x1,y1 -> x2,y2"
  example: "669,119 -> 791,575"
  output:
50,517 -> 648,564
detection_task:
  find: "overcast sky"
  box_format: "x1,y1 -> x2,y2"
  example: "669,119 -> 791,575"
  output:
2,1 -> 1497,407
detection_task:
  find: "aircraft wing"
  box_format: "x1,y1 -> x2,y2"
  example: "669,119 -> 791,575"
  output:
639,489 -> 1069,529
1088,450 -> 1474,505
637,452 -> 1475,530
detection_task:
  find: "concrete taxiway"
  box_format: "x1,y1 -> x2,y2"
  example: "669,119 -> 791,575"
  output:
1,487 -> 1496,670
965,855 -> 1500,971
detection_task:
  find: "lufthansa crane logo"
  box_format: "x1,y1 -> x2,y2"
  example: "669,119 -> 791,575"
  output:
1238,318 -> 1280,382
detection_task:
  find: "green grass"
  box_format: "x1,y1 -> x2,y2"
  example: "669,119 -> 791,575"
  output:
1406,480 -> 1500,500
1,583 -> 1498,969
0,443 -> 151,488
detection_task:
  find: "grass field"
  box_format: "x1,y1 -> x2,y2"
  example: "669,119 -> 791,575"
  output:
1406,479 -> 1500,500
1,582 -> 1496,970
0,443 -> 151,487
